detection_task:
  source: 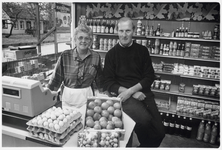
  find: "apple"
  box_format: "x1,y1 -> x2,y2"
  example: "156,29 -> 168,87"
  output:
88,101 -> 96,109
94,106 -> 102,113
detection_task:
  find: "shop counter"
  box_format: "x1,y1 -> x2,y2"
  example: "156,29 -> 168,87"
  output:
2,102 -> 137,147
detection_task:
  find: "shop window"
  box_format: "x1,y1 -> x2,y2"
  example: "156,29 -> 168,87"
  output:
20,21 -> 24,30
2,20 -> 8,29
26,21 -> 32,29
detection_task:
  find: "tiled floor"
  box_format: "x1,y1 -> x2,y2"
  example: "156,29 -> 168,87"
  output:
159,134 -> 219,148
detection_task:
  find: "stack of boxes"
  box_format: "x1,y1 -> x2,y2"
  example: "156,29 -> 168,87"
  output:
15,59 -> 39,73
176,96 -> 220,120
184,42 -> 220,60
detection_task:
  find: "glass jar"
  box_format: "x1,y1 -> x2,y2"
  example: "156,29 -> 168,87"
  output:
178,83 -> 185,93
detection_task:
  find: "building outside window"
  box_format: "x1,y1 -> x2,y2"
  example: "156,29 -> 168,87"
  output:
20,20 -> 24,30
2,20 -> 8,29
14,21 -> 18,30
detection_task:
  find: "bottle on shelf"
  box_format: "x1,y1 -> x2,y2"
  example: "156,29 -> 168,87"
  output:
92,19 -> 97,33
210,122 -> 218,144
105,20 -> 110,33
184,27 -> 188,37
88,19 -> 92,30
181,27 -> 185,37
179,116 -> 187,137
154,39 -> 160,54
145,25 -> 149,36
159,43 -> 163,55
169,114 -> 175,135
174,115 -> 181,136
147,40 -> 152,54
163,113 -> 170,134
196,120 -> 205,141
203,121 -> 212,143
149,26 -> 154,36
185,117 -> 193,138
172,41 -> 177,56
169,41 -> 173,56
155,23 -> 161,36
180,43 -> 185,57
101,20 -> 106,33
176,42 -> 181,56
114,20 -> 118,34
160,112 -> 165,123
141,25 -> 145,36
178,27 -> 182,37
96,19 -> 101,33
175,28 -> 179,37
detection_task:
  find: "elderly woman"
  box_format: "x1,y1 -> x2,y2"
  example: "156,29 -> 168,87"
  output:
47,22 -> 103,109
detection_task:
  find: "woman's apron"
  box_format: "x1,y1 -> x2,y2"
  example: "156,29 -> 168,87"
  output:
61,86 -> 93,109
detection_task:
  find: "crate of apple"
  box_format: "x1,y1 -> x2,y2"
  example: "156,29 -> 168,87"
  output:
84,97 -> 125,140
78,131 -> 120,147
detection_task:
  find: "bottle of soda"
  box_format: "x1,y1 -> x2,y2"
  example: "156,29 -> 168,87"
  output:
203,121 -> 212,142
163,113 -> 170,134
210,122 -> 218,144
160,112 -> 165,123
186,117 -> 193,138
180,116 -> 187,137
169,114 -> 175,135
196,120 -> 205,141
174,115 -> 181,136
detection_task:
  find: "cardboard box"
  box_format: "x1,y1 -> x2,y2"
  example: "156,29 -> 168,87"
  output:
83,97 -> 125,140
4,48 -> 37,60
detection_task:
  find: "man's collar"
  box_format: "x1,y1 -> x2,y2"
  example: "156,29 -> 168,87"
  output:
119,41 -> 133,48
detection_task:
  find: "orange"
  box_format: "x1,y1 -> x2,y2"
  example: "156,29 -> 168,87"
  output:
106,100 -> 114,106
94,99 -> 102,106
94,124 -> 101,130
93,112 -> 101,121
113,102 -> 121,109
88,101 -> 96,109
86,119 -> 95,128
107,106 -> 115,114
86,109 -> 94,117
100,120 -> 108,128
101,110 -> 109,118
101,102 -> 109,110
94,106 -> 102,113
114,120 -> 123,128
114,109 -> 122,117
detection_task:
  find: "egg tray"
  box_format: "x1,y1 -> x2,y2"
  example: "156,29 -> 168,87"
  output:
27,118 -> 82,140
77,131 -> 120,147
26,108 -> 82,134
29,122 -> 83,146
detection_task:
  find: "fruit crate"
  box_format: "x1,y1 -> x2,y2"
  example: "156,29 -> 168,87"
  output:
83,96 -> 125,140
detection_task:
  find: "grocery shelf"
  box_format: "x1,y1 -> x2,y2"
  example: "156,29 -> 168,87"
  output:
180,75 -> 220,82
150,54 -> 184,59
151,85 -> 219,102
145,35 -> 220,43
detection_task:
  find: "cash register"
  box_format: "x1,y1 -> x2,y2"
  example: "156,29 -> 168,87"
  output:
2,76 -> 57,117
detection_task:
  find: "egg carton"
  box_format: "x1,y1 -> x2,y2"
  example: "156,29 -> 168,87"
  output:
27,118 -> 82,140
26,106 -> 82,134
29,122 -> 83,146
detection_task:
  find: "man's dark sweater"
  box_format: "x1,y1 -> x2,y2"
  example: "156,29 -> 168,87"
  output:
103,41 -> 155,96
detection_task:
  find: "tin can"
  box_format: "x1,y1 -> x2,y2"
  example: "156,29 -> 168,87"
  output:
179,83 -> 185,93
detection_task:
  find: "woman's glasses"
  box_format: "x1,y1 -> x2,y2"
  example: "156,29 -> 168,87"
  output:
77,36 -> 91,42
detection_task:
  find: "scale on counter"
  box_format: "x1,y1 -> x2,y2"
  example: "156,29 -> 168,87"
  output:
2,76 -> 57,117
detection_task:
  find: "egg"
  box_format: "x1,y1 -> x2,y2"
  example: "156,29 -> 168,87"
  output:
42,117 -> 47,122
63,118 -> 68,123
31,119 -> 37,125
66,115 -> 71,121
50,114 -> 56,120
45,112 -> 51,118
54,111 -> 61,117
44,133 -> 49,140
43,121 -> 49,127
59,121 -> 64,127
36,116 -> 42,121
37,119 -> 43,126
63,109 -> 70,115
54,124 -> 60,130
53,120 -> 59,124
58,114 -> 65,120
52,106 -> 57,110
47,118 -> 53,123
48,122 -> 54,129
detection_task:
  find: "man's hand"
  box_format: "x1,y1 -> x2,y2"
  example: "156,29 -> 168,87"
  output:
132,92 -> 146,101
118,88 -> 134,102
